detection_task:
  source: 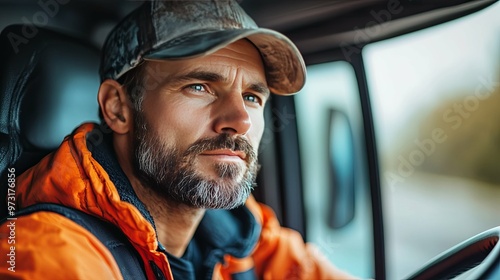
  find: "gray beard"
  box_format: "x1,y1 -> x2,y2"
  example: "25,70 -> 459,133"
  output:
132,112 -> 258,209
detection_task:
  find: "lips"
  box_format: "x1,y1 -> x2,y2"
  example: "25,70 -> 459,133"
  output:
200,149 -> 247,160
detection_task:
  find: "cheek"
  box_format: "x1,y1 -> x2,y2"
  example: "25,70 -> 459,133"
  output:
153,101 -> 212,145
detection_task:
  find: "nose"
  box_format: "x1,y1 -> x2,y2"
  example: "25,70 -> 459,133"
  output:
213,93 -> 252,135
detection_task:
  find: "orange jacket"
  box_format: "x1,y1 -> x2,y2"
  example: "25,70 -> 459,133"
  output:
0,123 -> 354,279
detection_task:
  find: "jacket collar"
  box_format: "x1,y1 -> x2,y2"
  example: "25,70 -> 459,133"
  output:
87,124 -> 261,261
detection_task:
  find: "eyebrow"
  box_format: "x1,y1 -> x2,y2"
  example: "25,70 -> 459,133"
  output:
173,70 -> 271,98
177,71 -> 223,83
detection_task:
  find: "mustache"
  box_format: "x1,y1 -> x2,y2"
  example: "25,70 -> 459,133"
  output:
183,134 -> 257,163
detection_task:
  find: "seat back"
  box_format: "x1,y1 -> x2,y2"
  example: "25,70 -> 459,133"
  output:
0,24 -> 101,216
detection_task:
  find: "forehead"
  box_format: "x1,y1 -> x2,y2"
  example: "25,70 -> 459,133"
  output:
142,39 -> 267,83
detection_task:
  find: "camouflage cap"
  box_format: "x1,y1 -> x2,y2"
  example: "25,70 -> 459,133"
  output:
99,0 -> 306,95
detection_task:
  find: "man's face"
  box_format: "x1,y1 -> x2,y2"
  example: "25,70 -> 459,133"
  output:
131,39 -> 269,209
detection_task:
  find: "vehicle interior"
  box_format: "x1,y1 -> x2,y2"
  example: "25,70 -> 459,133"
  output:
1,0 -> 499,279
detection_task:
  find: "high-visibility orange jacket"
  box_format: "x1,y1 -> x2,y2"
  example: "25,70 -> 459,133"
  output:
0,123 -> 354,279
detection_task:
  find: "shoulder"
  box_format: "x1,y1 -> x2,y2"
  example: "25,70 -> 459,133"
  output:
245,196 -> 357,279
0,211 -> 122,279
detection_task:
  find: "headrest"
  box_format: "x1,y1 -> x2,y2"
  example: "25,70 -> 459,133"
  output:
0,24 -> 100,173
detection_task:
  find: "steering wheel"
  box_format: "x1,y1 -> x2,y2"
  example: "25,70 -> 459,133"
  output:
405,226 -> 500,279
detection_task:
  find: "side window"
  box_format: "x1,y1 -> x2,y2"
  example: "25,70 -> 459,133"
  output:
295,61 -> 374,278
364,3 -> 500,279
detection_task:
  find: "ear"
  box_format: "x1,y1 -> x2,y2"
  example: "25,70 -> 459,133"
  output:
98,79 -> 132,134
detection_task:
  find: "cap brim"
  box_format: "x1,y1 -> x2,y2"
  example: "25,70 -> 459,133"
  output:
143,28 -> 306,95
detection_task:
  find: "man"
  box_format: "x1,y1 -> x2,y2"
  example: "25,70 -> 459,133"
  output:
0,0 -> 355,279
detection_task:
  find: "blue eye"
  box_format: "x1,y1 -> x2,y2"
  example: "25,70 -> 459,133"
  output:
189,84 -> 206,92
244,94 -> 262,105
